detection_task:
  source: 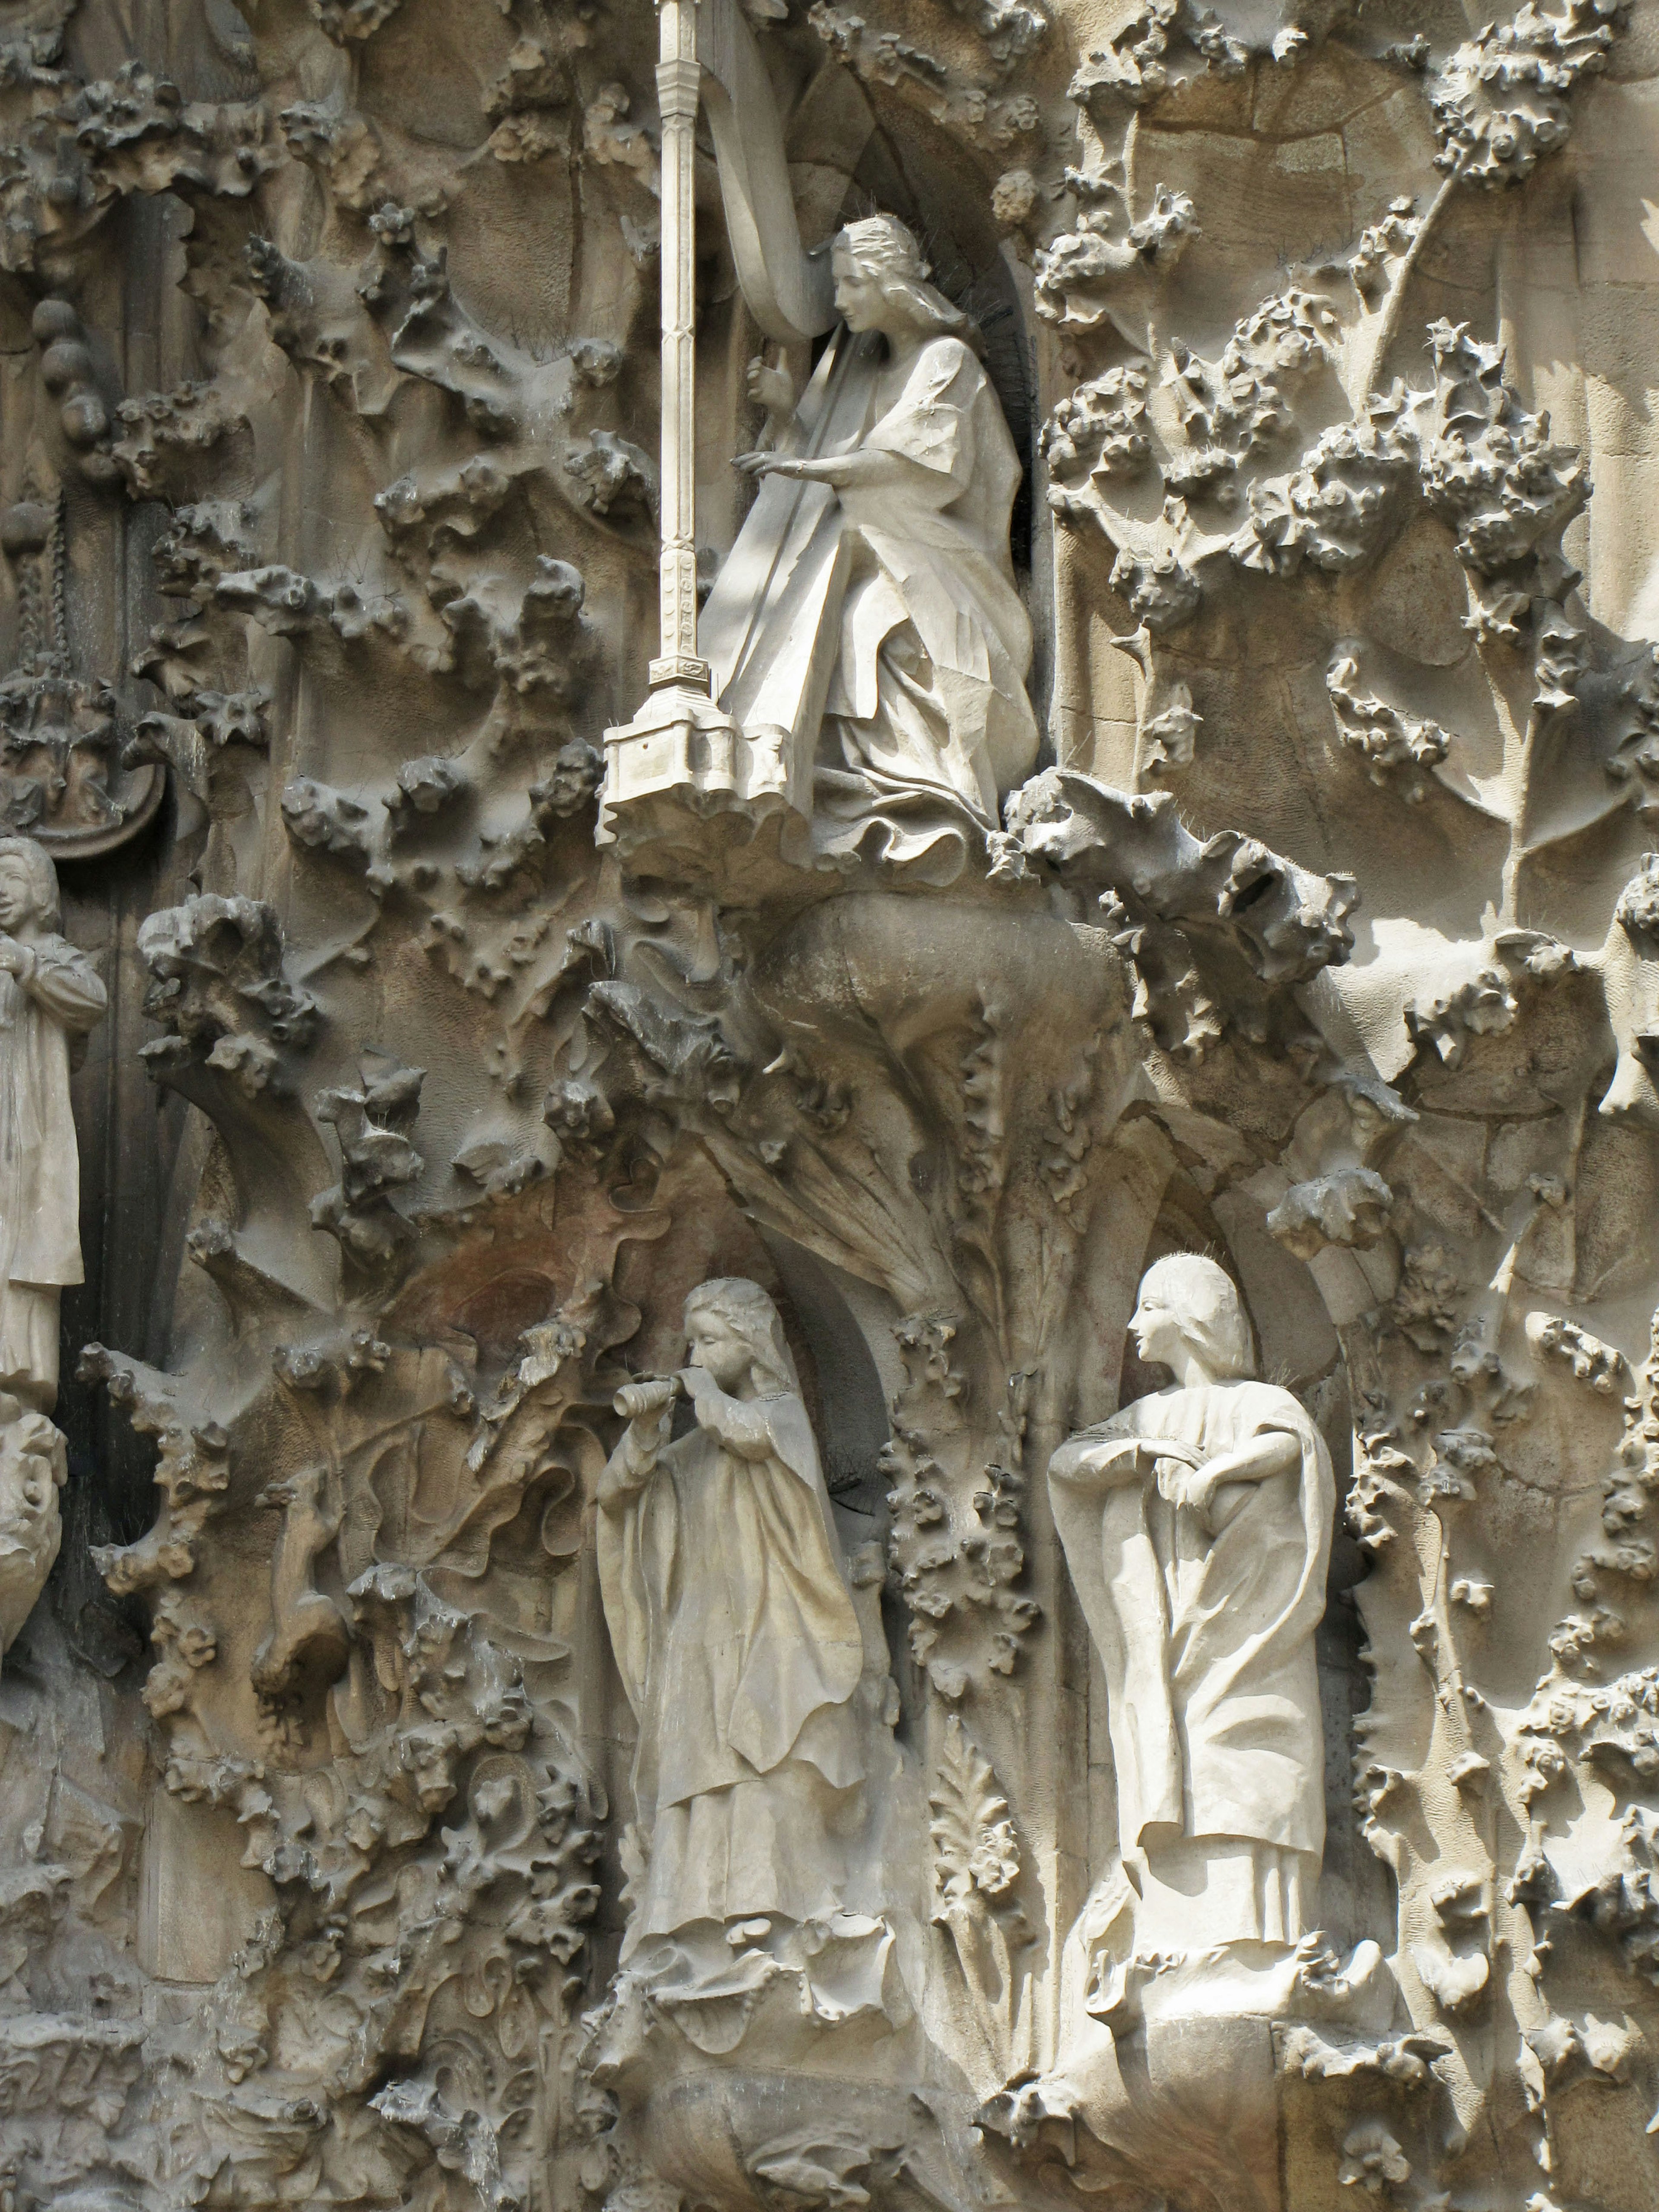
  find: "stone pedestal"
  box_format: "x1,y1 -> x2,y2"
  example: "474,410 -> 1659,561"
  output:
597,680 -> 809,859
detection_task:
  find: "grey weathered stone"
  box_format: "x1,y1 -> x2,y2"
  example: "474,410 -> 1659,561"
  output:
6,1 -> 1659,2207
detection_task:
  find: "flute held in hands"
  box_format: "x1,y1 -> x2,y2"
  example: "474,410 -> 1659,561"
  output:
614,1375 -> 681,1422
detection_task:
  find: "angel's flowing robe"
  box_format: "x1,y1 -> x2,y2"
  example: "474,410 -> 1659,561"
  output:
597,1387 -> 866,1952
0,937 -> 105,1399
1049,1380 -> 1333,1950
700,326 -> 1038,880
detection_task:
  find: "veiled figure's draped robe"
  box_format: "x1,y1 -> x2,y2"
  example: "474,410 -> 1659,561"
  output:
0,938 -> 105,1392
700,326 -> 1039,880
1049,1380 -> 1333,1948
597,1386 -> 865,1952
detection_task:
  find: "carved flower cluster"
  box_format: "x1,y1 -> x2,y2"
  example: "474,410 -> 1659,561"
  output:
1068,0 -> 1248,112
1429,0 -> 1624,187
1349,199 -> 1423,301
1032,179 -> 1196,326
1325,654 -> 1451,801
137,893 -> 318,1096
1233,400 -> 1421,577
1039,365 -> 1149,479
1210,289 -> 1340,450
1422,320 -> 1588,570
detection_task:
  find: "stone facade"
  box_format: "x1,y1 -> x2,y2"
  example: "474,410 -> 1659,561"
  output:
4,1 -> 1659,2208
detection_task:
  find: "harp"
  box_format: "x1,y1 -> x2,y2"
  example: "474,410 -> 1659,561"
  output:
697,0 -> 837,350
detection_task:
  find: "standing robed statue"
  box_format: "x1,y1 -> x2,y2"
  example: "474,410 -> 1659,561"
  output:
1048,1253 -> 1334,1989
0,834 -> 102,1678
597,1276 -> 868,1955
0,835 -> 105,1411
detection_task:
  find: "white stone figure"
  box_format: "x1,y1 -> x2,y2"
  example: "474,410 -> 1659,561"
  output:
1048,1254 -> 1334,1983
597,1276 -> 867,1953
0,836 -> 105,1412
702,214 -> 1039,881
0,1392 -> 68,1669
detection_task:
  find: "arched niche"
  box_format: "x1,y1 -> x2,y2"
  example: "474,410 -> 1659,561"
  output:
693,55 -> 1038,575
762,1230 -> 891,1519
760,1230 -> 931,1746
1075,1132 -> 1395,1958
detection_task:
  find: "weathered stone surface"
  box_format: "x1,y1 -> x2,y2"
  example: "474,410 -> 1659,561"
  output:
6,1 -> 1659,2208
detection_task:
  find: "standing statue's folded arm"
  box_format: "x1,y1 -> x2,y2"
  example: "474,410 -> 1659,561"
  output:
22,938 -> 106,1027
1048,1432 -> 1150,1487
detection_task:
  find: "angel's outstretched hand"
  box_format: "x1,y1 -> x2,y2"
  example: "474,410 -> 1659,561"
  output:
734,450 -> 802,480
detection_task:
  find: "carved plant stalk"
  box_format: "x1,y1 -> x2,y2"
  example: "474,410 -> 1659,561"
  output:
1344,1160 -> 1610,2154
929,1711 -> 1034,2089
1342,175 -> 1457,408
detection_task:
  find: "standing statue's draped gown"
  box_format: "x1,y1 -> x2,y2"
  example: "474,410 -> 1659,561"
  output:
0,938 -> 105,1392
597,1386 -> 866,1952
700,326 -> 1039,880
1049,1380 -> 1333,1948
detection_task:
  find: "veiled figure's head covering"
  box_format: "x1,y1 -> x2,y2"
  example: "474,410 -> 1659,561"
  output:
833,214 -> 978,348
684,1277 -> 801,1397
1137,1253 -> 1256,1381
0,836 -> 60,929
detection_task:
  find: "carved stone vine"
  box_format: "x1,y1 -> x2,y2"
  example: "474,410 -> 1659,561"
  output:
5,2 -> 1659,2209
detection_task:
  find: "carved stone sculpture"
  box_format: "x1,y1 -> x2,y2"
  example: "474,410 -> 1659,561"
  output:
1049,1255 -> 1335,2012
706,215 -> 1038,878
0,1395 -> 67,1668
12,2 -> 1659,2209
1052,1259 -> 1332,1928
0,836 -> 105,1411
598,1278 -> 868,1959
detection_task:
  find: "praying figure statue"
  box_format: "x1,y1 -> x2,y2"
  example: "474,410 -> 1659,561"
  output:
597,1277 -> 868,1956
0,836 -> 105,1411
1048,1254 -> 1333,1990
700,214 -> 1039,884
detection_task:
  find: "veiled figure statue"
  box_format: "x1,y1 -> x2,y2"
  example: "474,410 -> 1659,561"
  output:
0,836 -> 106,1411
597,1277 -> 868,1957
701,214 -> 1039,883
1048,1254 -> 1334,1991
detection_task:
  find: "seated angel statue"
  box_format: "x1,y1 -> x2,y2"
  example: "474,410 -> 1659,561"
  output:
700,214 -> 1039,884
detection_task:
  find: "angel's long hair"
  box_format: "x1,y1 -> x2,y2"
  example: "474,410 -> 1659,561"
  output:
834,215 -> 981,353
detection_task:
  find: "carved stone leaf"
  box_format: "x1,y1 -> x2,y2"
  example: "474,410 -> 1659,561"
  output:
929,1714 -> 1020,1910
16,0 -> 1659,2206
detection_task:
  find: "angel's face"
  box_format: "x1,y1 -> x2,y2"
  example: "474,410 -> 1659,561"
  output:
685,1310 -> 751,1394
831,248 -> 888,335
1129,1289 -> 1187,1376
3,1423 -> 59,1517
0,861 -> 33,934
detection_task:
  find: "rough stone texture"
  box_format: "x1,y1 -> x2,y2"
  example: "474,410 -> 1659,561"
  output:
5,1 -> 1659,2209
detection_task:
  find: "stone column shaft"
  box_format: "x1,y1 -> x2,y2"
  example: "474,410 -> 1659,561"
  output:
651,0 -> 709,693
